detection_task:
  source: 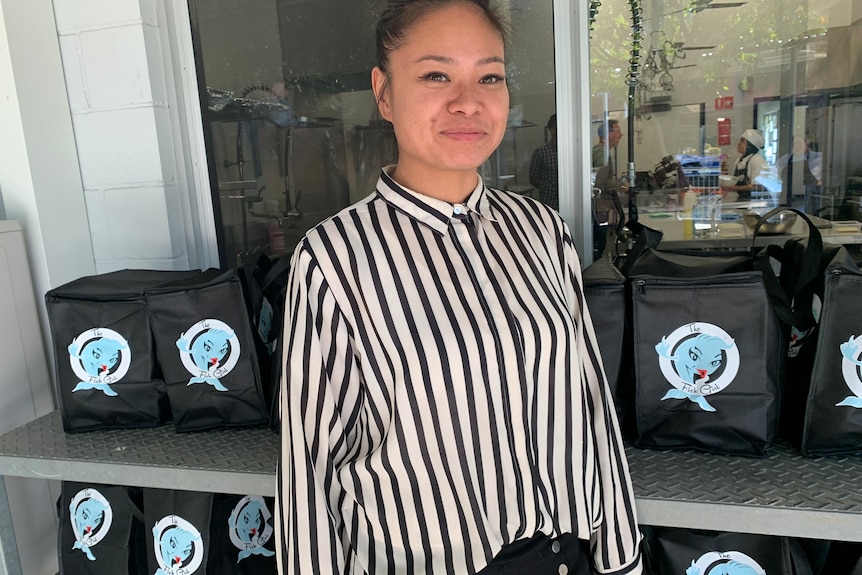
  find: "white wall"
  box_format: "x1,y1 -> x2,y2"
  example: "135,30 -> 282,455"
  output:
52,0 -> 199,273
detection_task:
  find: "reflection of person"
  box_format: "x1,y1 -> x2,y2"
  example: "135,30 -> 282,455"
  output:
591,119 -> 626,259
592,119 -> 623,178
529,113 -> 558,209
777,135 -> 822,212
276,2 -> 643,574
720,128 -> 766,201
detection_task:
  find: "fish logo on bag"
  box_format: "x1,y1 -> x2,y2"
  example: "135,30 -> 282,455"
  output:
176,319 -> 241,391
152,515 -> 204,575
655,322 -> 740,412
837,334 -> 862,408
228,495 -> 275,561
685,551 -> 765,575
69,488 -> 114,561
68,328 -> 131,396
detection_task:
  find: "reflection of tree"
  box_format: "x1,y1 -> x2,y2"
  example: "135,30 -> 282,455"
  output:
590,0 -> 817,104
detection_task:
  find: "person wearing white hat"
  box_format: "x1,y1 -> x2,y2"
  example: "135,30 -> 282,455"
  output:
720,128 -> 767,201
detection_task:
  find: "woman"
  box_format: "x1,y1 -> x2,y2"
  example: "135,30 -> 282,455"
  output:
276,1 -> 643,573
721,128 -> 767,201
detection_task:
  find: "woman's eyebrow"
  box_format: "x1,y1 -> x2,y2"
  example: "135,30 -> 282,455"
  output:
413,55 -> 505,65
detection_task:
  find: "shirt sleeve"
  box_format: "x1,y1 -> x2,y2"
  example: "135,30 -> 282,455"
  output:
562,228 -> 644,575
276,245 -> 359,575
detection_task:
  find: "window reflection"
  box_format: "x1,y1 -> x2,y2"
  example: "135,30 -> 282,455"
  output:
189,0 -> 557,266
590,0 -> 862,254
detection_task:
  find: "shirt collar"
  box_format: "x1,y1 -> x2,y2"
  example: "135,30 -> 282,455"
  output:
375,166 -> 497,234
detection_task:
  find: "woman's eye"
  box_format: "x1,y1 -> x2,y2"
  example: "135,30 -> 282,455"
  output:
480,74 -> 506,85
422,72 -> 447,82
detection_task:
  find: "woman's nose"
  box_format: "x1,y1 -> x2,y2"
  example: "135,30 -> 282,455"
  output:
447,84 -> 482,115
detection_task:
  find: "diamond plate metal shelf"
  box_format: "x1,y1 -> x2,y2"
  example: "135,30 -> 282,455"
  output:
0,411 -> 277,496
626,442 -> 862,541
2,412 -> 862,543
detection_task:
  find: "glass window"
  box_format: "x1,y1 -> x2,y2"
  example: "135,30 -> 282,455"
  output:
188,0 -> 558,267
589,0 -> 862,252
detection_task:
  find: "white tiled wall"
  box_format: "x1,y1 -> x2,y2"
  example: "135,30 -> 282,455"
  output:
54,0 -> 191,273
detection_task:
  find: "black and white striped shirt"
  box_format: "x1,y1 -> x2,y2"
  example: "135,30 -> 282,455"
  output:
277,168 -> 643,575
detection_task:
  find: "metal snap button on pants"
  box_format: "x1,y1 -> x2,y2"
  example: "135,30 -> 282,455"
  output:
477,533 -> 592,574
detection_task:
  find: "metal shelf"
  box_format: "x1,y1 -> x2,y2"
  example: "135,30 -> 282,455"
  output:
0,411 -> 277,496
2,411 -> 862,545
626,441 -> 862,542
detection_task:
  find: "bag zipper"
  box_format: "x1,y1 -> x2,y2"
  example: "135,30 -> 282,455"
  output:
634,271 -> 764,296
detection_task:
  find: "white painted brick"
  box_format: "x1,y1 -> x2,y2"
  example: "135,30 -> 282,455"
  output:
163,184 -> 188,255
142,24 -> 167,105
139,0 -> 158,26
102,186 -> 173,259
79,26 -> 152,108
83,189 -> 110,261
57,35 -> 89,112
72,108 -> 163,187
53,0 -> 142,34
153,107 -> 177,184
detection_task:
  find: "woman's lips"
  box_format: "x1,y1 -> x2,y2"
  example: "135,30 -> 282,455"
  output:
441,129 -> 486,142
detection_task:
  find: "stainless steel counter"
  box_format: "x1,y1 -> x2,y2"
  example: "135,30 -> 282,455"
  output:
634,205 -> 862,250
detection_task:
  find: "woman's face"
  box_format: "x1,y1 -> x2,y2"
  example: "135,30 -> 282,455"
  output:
372,3 -> 509,188
737,137 -> 748,155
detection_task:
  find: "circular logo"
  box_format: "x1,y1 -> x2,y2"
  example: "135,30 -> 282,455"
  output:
70,488 -> 113,549
69,328 -> 131,384
692,551 -> 765,575
842,334 -> 862,398
228,495 -> 273,552
657,322 -> 739,396
178,319 -> 240,378
152,515 -> 204,575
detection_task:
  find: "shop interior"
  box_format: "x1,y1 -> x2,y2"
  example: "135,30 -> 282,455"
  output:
588,0 -> 862,257
189,0 -> 862,266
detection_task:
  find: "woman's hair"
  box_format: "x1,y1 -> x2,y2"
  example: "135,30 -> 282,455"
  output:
375,0 -> 510,75
743,141 -> 759,157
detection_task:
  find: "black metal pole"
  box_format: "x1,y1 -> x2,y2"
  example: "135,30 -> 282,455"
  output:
626,0 -> 643,223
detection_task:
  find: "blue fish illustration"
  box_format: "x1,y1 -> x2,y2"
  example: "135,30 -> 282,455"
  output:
68,337 -> 128,396
71,497 -> 106,561
656,333 -> 734,412
230,499 -> 274,561
154,525 -> 199,575
176,328 -> 234,391
687,559 -> 760,575
837,336 -> 862,408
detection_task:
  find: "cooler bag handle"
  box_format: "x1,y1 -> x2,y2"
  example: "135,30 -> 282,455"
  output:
752,207 -> 824,330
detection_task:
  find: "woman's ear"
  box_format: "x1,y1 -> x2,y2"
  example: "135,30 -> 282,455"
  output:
371,67 -> 392,121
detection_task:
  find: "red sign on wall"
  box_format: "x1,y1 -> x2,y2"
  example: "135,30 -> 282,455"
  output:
717,118 -> 732,145
715,96 -> 735,111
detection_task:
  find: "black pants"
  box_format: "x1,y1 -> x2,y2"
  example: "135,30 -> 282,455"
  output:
477,533 -> 592,574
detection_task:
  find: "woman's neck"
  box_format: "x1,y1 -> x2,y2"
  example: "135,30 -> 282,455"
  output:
391,165 -> 479,204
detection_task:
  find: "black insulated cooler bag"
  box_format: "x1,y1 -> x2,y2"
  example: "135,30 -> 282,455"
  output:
46,269 -> 200,432
801,260 -> 862,456
628,249 -> 784,456
58,482 -> 147,575
207,494 -> 278,574
582,257 -> 632,438
644,527 -> 813,575
145,268 -> 269,432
